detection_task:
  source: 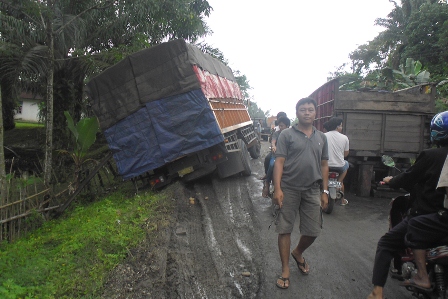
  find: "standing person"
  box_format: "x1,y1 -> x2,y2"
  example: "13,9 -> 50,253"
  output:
262,116 -> 290,198
367,111 -> 448,299
324,117 -> 349,205
272,98 -> 329,289
273,111 -> 287,132
260,111 -> 288,180
257,120 -> 262,141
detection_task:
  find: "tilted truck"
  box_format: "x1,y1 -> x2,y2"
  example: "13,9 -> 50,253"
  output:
252,117 -> 271,141
309,78 -> 436,196
86,39 -> 259,189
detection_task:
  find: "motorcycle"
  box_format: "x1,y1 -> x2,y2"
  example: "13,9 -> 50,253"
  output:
323,169 -> 344,214
383,155 -> 448,299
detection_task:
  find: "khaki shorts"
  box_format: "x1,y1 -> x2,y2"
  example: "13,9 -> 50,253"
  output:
275,186 -> 322,236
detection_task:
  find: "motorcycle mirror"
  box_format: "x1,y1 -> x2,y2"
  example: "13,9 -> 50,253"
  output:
381,155 -> 402,172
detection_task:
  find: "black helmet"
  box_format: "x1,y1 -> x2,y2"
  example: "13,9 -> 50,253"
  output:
430,111 -> 448,143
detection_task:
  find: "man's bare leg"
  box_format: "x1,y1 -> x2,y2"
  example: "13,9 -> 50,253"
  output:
338,170 -> 348,204
291,235 -> 316,273
278,233 -> 291,280
367,286 -> 383,299
409,249 -> 431,288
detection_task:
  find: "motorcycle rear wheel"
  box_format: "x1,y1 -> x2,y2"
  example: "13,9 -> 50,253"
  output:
323,196 -> 335,214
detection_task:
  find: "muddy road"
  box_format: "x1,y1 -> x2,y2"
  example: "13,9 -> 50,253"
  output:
103,141 -> 410,299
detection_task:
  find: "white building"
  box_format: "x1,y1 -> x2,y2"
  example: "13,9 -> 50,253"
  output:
14,92 -> 42,123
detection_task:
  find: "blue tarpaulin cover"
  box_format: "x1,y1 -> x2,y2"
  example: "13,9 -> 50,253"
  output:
104,89 -> 224,179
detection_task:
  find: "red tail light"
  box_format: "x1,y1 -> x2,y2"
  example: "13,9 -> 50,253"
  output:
150,176 -> 165,186
212,152 -> 224,161
329,172 -> 338,179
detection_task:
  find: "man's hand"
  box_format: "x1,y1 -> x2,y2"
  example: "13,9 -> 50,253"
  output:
273,188 -> 284,208
271,145 -> 277,153
321,193 -> 328,210
383,176 -> 393,184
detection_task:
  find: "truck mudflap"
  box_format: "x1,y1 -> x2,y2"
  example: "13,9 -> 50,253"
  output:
217,139 -> 251,178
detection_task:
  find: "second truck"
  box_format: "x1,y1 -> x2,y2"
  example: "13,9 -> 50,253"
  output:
309,78 -> 436,196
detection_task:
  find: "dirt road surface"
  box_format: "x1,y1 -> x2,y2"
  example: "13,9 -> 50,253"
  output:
102,141 -> 411,299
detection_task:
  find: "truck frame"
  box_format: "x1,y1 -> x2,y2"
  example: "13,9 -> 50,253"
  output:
87,39 -> 259,189
309,78 -> 436,196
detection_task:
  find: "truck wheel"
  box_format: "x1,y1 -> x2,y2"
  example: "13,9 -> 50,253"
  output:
248,140 -> 261,159
238,139 -> 251,176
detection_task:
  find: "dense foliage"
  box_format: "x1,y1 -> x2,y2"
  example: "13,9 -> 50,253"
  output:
329,0 -> 448,111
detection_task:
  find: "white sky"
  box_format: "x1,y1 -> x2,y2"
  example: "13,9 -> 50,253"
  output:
202,0 -> 395,118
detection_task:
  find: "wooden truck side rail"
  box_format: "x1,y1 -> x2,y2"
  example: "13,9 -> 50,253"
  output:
309,78 -> 436,196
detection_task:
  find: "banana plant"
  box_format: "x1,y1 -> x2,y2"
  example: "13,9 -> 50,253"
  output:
392,58 -> 431,88
58,111 -> 99,190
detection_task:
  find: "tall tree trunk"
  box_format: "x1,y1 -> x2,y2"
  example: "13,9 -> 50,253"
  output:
44,0 -> 54,186
0,87 -> 6,204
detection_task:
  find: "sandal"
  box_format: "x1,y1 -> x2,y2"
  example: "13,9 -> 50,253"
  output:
340,199 -> 349,206
291,253 -> 309,275
276,276 -> 290,289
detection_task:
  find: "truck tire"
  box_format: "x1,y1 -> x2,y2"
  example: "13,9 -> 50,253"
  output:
238,139 -> 251,176
248,140 -> 261,159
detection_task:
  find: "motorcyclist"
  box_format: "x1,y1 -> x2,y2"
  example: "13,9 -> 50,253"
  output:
260,112 -> 287,180
367,111 -> 448,299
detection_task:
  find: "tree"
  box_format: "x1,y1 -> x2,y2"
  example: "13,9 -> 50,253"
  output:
0,0 -> 213,186
334,0 -> 448,108
0,87 -> 6,202
348,0 -> 441,74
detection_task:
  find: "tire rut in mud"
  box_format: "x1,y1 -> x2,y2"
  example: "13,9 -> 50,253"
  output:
166,176 -> 264,299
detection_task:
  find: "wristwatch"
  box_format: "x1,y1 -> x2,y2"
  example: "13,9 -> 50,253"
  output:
322,190 -> 329,195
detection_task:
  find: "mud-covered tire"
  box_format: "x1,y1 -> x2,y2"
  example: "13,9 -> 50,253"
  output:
323,196 -> 334,214
248,141 -> 261,159
238,139 -> 251,176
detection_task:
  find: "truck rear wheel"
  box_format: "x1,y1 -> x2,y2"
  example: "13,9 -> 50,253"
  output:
238,139 -> 251,176
248,140 -> 261,159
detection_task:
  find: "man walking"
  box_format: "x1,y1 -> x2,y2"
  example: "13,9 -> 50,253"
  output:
272,97 -> 329,289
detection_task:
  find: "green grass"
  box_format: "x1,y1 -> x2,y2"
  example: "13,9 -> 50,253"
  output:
14,122 -> 44,129
0,188 -> 173,299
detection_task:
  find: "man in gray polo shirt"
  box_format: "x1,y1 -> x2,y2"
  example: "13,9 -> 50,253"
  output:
272,97 -> 329,289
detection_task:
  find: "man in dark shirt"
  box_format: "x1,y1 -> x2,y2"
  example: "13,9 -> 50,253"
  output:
272,98 -> 328,289
367,111 -> 448,299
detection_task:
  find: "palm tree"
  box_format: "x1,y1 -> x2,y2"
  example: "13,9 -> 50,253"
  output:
1,0 -> 213,187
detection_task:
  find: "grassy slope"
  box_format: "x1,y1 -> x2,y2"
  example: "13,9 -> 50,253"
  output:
2,123 -> 173,298
0,186 -> 174,299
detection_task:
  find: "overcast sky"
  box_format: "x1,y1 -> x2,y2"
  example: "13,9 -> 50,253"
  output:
201,0 -> 395,118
